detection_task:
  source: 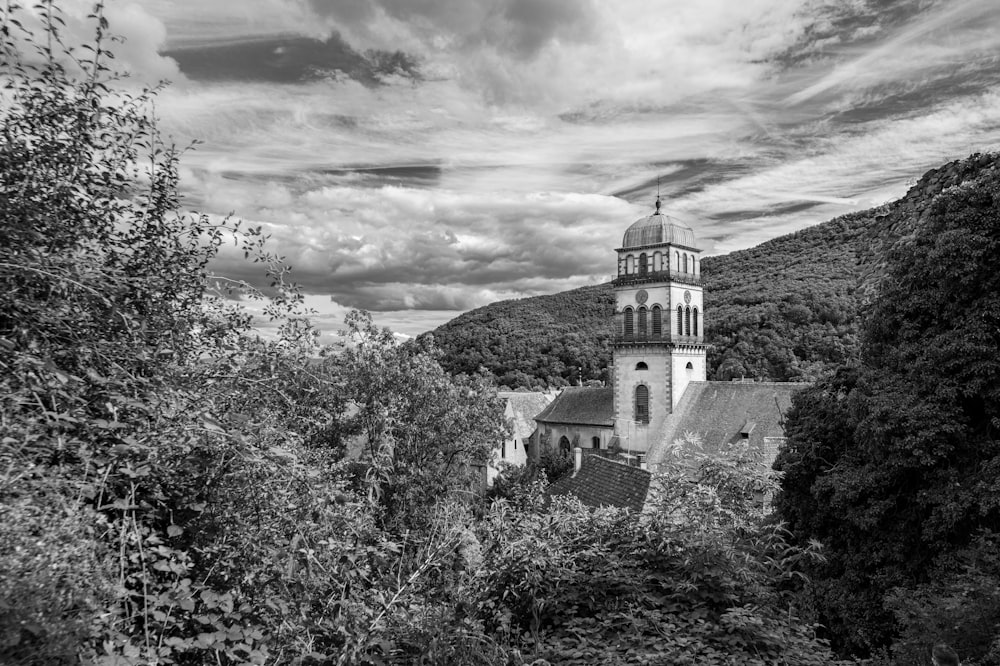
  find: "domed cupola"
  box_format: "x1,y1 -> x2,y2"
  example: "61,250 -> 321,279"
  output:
621,197 -> 698,250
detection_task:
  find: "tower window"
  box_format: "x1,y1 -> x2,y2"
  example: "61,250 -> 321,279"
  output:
692,256 -> 698,275
626,254 -> 634,274
652,305 -> 662,337
675,251 -> 680,270
685,306 -> 691,336
638,306 -> 647,338
592,436 -> 601,449
693,307 -> 699,336
635,362 -> 648,370
635,385 -> 650,424
683,253 -> 688,273
653,251 -> 662,271
624,307 -> 634,338
677,305 -> 683,336
639,253 -> 648,276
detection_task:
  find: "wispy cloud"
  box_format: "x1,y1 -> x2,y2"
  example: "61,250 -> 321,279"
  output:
109,0 -> 1000,335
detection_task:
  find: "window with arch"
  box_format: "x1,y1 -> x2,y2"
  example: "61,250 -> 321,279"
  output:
592,436 -> 601,449
683,253 -> 688,273
559,436 -> 571,454
639,252 -> 648,276
685,362 -> 693,370
685,306 -> 691,336
677,305 -> 683,335
675,250 -> 680,270
651,305 -> 662,337
624,307 -> 634,338
625,254 -> 634,274
653,251 -> 662,271
634,384 -> 650,424
693,307 -> 699,336
635,362 -> 648,370
691,256 -> 697,275
638,306 -> 647,338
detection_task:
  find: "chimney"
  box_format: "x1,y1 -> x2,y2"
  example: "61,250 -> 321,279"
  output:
574,446 -> 583,475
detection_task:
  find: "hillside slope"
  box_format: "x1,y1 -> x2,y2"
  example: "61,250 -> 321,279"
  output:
426,153 -> 1000,389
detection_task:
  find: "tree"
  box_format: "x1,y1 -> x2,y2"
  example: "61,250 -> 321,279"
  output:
335,310 -> 508,530
774,163 -> 1000,659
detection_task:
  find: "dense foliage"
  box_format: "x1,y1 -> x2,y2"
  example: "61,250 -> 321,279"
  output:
774,166 -> 1000,663
1,6 -> 856,664
423,283 -> 617,389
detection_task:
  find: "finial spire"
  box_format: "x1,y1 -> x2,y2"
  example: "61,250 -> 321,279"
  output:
655,176 -> 662,213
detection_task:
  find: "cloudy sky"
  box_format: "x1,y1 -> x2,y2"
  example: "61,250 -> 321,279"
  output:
66,1 -> 1000,335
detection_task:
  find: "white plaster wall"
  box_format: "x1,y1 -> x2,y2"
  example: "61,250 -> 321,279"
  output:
670,349 -> 707,407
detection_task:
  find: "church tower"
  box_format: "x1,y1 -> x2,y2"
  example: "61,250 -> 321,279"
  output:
611,197 -> 707,452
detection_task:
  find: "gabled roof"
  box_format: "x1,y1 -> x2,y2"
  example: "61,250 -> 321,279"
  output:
498,391 -> 553,440
533,386 -> 615,427
646,381 -> 807,468
548,455 -> 651,512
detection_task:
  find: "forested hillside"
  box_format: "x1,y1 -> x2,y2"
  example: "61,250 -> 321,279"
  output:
429,152 -> 1000,388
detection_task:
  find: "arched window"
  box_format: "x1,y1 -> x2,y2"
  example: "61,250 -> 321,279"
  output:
675,250 -> 680,270
692,256 -> 697,275
683,253 -> 689,273
634,384 -> 650,424
638,306 -> 647,338
639,253 -> 648,276
624,307 -> 634,338
635,362 -> 648,370
653,251 -> 662,271
685,306 -> 691,336
592,436 -> 601,449
651,305 -> 662,338
693,307 -> 699,336
559,436 -> 571,454
686,362 -> 693,370
625,255 -> 634,274
677,305 -> 684,335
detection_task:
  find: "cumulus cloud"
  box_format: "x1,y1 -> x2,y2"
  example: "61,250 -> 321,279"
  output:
5,1 -> 181,83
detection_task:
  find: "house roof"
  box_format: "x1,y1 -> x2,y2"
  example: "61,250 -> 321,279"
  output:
645,381 -> 807,468
498,391 -> 554,440
534,386 -> 615,427
547,455 -> 651,512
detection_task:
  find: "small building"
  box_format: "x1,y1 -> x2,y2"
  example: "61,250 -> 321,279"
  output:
532,386 -> 615,457
487,391 -> 554,486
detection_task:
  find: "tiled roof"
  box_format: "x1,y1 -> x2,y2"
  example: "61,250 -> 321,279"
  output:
498,391 -> 554,440
534,386 -> 615,427
646,381 -> 807,468
548,455 -> 651,512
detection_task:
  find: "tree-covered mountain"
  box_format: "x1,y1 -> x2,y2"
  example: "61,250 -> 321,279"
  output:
427,153 -> 1000,388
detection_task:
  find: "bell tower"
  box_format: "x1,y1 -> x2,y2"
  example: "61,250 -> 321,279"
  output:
611,196 -> 707,452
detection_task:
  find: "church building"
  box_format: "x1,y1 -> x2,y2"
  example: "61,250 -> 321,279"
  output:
533,197 -> 804,489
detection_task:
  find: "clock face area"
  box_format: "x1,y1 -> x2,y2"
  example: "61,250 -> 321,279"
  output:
635,289 -> 648,305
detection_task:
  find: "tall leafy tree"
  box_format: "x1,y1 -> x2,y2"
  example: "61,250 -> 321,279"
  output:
775,164 -> 1000,658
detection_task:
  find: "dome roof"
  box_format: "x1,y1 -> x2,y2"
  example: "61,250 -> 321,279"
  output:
622,202 -> 698,249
